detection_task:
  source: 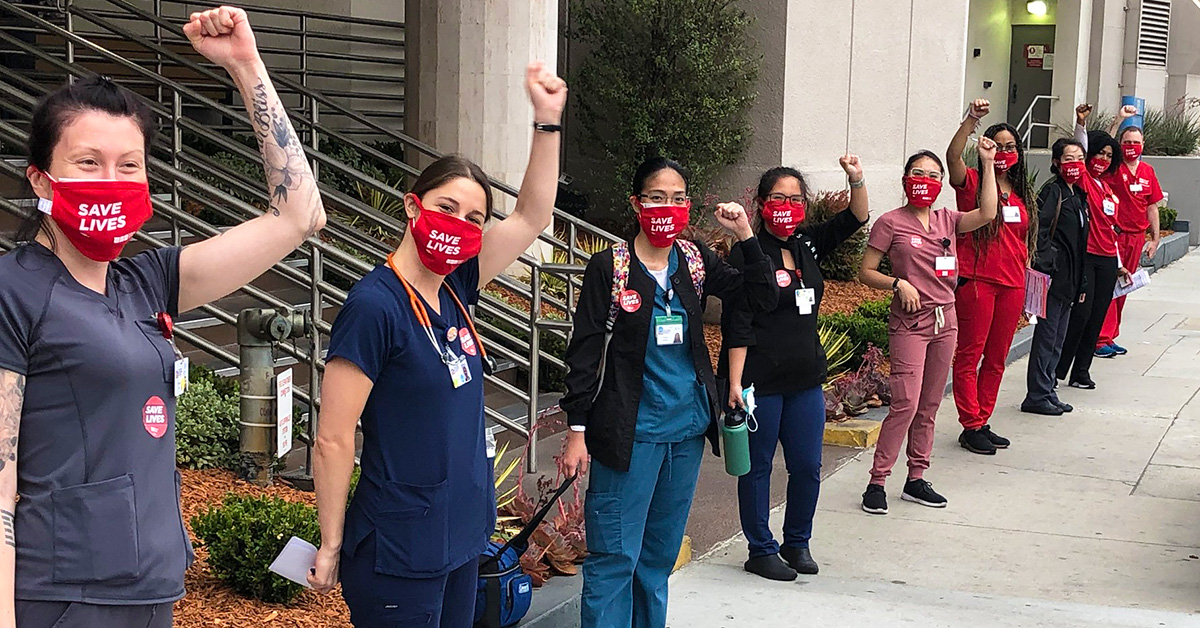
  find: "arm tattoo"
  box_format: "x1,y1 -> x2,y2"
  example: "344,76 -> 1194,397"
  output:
248,80 -> 319,234
1,510 -> 13,548
0,370 -> 24,474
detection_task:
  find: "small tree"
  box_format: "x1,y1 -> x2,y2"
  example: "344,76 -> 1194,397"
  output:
569,0 -> 760,222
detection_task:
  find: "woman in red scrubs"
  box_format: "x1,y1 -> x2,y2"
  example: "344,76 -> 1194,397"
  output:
945,99 -> 1034,456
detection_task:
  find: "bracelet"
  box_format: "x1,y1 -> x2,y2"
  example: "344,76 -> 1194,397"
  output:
892,277 -> 900,292
533,121 -> 563,133
849,177 -> 865,189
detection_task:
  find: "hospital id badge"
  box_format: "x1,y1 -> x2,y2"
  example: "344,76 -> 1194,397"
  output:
795,288 -> 816,315
1002,205 -> 1020,223
448,353 -> 472,388
935,255 -> 956,277
1103,199 -> 1116,216
655,315 -> 684,346
174,357 -> 189,397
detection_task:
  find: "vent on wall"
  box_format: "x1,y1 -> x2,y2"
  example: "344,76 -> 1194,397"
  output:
1136,0 -> 1171,68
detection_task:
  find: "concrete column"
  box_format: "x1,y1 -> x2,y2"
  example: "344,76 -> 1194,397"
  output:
1049,0 -> 1092,131
404,0 -> 558,202
1086,0 -> 1127,110
1166,0 -> 1200,109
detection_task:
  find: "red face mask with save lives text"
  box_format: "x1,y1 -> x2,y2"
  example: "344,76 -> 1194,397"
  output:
636,201 -> 691,248
1060,161 -> 1085,185
408,195 -> 484,276
761,199 -> 806,239
903,176 -> 942,209
1122,144 -> 1144,162
37,173 -> 153,262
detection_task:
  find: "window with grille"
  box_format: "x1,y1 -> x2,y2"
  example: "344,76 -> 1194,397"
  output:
1137,0 -> 1171,68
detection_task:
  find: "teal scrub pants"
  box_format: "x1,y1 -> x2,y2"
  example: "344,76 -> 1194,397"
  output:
580,436 -> 705,628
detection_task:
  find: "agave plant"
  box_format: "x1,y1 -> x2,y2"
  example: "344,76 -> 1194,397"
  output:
819,324 -> 855,383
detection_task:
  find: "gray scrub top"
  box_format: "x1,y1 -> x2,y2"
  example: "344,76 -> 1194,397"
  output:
0,242 -> 192,604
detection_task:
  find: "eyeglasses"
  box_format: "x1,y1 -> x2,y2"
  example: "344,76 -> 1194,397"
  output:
996,143 -> 1019,152
639,193 -> 690,206
766,193 -> 805,205
909,169 -> 944,181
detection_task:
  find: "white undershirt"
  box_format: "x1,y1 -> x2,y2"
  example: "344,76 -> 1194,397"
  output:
647,266 -> 671,292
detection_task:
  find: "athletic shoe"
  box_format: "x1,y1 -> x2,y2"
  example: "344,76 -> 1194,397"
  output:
982,425 -> 1010,449
1109,342 -> 1128,355
780,546 -> 819,575
901,478 -> 948,508
1021,401 -> 1064,416
862,484 -> 888,515
744,554 -> 798,582
959,428 -> 997,455
1055,401 -> 1074,413
1094,345 -> 1117,358
1069,376 -> 1096,389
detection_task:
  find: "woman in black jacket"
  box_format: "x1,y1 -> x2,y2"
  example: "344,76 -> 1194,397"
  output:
558,157 -> 777,628
1022,138 -> 1090,416
719,155 -> 869,581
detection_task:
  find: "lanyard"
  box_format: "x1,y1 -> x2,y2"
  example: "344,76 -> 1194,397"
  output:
386,252 -> 488,365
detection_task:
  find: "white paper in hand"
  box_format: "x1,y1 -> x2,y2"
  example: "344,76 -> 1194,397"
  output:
268,536 -> 317,588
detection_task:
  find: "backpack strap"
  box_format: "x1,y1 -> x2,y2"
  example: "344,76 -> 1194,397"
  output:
675,240 -> 706,299
606,242 -> 631,332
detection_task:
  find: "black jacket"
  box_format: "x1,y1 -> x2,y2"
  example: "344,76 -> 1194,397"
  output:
1033,178 -> 1090,302
718,210 -> 867,396
560,238 -> 777,472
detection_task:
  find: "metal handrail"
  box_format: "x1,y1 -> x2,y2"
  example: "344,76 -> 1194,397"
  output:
1017,94 -> 1060,148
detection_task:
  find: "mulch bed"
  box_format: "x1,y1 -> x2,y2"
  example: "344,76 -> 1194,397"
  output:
177,469 -> 352,628
821,280 -> 892,316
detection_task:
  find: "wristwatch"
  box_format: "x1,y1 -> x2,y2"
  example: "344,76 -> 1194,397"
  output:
533,121 -> 563,133
892,278 -> 900,292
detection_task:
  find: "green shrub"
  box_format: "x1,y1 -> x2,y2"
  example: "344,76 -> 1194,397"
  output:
190,362 -> 240,400
176,377 -> 240,470
1142,106 -> 1200,156
1160,206 -> 1178,231
818,311 -> 889,369
190,494 -> 320,604
854,297 -> 892,322
800,190 -> 864,281
569,0 -> 760,215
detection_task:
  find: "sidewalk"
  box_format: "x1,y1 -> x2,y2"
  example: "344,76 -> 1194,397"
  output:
667,250 -> 1200,627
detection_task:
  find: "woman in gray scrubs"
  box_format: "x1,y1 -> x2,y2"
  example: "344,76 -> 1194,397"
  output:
0,7 -> 326,627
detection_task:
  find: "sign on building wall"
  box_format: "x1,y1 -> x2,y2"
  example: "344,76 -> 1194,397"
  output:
1025,44 -> 1053,68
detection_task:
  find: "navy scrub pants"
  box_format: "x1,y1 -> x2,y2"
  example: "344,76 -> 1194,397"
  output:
737,385 -> 826,558
580,436 -> 704,628
340,532 -> 479,628
15,601 -> 173,628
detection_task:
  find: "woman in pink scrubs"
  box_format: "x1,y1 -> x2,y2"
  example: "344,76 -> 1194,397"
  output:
857,141 -> 999,515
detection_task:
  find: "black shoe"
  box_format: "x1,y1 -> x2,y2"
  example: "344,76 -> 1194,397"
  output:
959,428 -> 997,455
1055,401 -> 1074,413
1068,376 -> 1096,389
744,553 -> 798,582
1021,401 -> 1064,416
780,546 -> 819,575
981,425 -> 1010,449
862,484 -> 888,515
901,478 -> 947,508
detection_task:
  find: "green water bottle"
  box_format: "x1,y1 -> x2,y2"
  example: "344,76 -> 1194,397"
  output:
722,408 -> 752,477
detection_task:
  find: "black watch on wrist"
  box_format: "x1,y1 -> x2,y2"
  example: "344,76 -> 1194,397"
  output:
533,122 -> 563,133
892,278 -> 900,292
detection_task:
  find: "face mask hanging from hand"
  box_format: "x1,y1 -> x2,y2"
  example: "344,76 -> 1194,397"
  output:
636,201 -> 691,248
408,195 -> 484,276
36,173 -> 154,262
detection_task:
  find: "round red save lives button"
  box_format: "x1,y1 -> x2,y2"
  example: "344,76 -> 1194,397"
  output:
775,269 -> 792,287
459,327 -> 477,356
143,395 -> 168,439
910,236 -> 924,248
620,289 -> 642,313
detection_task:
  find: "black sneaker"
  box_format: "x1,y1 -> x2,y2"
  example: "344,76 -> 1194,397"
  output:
959,428 -> 997,455
780,546 -> 819,575
981,425 -> 1010,449
1054,400 -> 1074,413
901,478 -> 947,508
1068,376 -> 1096,389
1021,401 -> 1064,416
744,553 -> 797,582
862,484 -> 888,515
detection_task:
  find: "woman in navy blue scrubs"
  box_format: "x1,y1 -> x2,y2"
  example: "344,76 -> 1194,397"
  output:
307,64 -> 567,627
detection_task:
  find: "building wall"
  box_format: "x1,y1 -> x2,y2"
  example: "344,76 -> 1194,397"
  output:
965,0 -> 1013,120
1010,0 -> 1056,25
1086,0 -> 1126,111
1166,0 -> 1200,107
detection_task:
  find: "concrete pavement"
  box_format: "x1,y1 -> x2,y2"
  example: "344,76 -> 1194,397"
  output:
667,250 -> 1200,626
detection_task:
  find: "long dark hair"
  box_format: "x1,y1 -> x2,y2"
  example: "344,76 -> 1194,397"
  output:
18,76 -> 157,244
971,123 -> 1035,261
410,155 -> 494,221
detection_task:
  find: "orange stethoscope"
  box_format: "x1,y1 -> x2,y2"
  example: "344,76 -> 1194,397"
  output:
386,252 -> 491,369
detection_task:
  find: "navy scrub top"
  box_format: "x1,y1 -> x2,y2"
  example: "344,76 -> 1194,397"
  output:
328,258 -> 494,579
0,243 -> 193,604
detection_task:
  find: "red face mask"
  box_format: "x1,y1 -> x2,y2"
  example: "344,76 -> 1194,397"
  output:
1122,144 -> 1143,161
407,195 -> 483,276
636,201 -> 691,248
761,199 -> 806,239
1060,161 -> 1085,185
37,174 -> 153,262
1088,157 -> 1110,178
903,176 -> 942,209
993,150 -> 1019,173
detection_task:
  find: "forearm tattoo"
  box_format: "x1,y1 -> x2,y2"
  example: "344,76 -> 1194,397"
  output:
0,370 -> 24,474
1,510 -> 13,548
248,80 -> 321,237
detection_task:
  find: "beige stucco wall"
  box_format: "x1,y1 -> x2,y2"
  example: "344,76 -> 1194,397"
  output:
965,0 -> 1013,121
